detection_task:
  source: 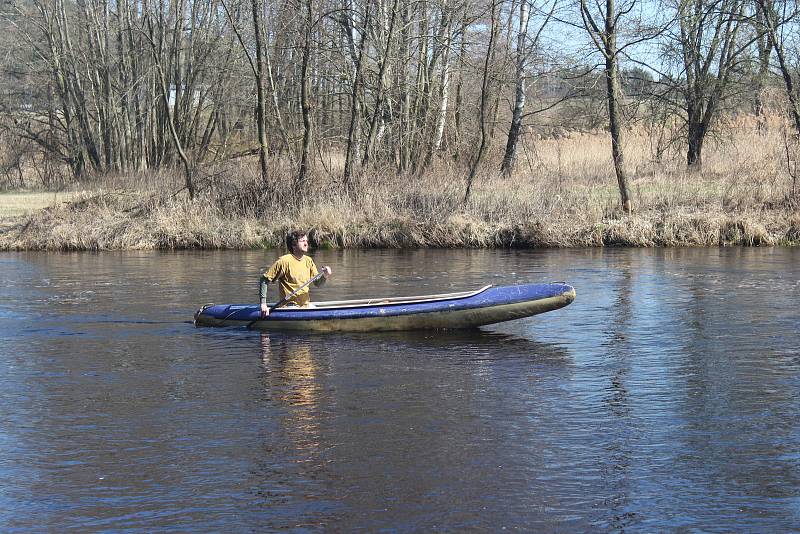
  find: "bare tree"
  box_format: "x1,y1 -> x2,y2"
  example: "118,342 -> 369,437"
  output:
252,0 -> 271,183
500,0 -> 556,177
451,15 -> 469,162
297,0 -> 315,188
753,0 -> 775,129
417,0 -> 456,174
342,1 -> 372,187
756,0 -> 800,134
5,0 -> 776,201
144,3 -> 197,198
362,0 -> 400,167
580,0 -> 633,212
675,0 -> 746,167
5,0 -> 245,186
464,0 -> 500,204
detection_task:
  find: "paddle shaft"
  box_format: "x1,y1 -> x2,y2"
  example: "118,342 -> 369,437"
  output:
270,271 -> 325,311
248,271 -> 325,328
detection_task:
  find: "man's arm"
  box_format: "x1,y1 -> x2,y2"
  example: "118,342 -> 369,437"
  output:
259,276 -> 270,317
259,277 -> 269,304
260,258 -> 285,317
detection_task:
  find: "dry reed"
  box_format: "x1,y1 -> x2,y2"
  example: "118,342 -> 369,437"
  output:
2,121 -> 799,250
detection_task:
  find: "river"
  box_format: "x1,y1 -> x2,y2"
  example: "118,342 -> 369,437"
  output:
1,248 -> 798,531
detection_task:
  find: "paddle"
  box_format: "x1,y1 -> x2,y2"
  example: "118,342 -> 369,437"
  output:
247,271 -> 325,329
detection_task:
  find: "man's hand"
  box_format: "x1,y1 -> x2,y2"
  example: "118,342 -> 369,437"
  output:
321,266 -> 332,277
260,303 -> 270,318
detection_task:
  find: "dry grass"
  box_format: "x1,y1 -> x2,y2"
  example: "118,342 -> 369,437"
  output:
2,119 -> 799,250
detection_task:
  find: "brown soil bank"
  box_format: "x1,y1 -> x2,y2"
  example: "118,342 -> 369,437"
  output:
1,188 -> 798,250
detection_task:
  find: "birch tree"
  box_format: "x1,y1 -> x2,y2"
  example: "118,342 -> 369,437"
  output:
500,0 -> 556,177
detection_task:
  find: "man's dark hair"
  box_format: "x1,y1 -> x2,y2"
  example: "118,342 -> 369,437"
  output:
286,230 -> 307,251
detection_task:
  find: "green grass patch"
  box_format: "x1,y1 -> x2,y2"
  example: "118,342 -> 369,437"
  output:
0,191 -> 80,218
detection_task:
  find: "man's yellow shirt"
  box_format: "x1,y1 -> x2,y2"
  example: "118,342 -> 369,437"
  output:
263,253 -> 319,307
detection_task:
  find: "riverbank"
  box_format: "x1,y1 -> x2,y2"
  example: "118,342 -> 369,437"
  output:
2,127 -> 799,250
1,185 -> 797,250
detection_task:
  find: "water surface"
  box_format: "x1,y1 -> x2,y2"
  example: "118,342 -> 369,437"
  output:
1,248 -> 798,531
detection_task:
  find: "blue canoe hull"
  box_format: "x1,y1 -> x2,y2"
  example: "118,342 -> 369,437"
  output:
194,283 -> 575,332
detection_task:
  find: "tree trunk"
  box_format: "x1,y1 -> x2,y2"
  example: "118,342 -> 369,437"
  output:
421,2 -> 454,173
363,0 -> 398,167
758,0 -> 800,135
753,0 -> 773,131
604,0 -> 631,213
146,14 -> 195,198
342,3 -> 372,190
677,0 -> 743,170
686,118 -> 705,167
251,0 -> 270,183
342,3 -> 371,188
581,0 -> 632,213
606,53 -> 631,212
501,0 -> 531,177
298,0 -> 314,189
452,18 -> 467,162
397,2 -> 411,172
464,0 -> 499,205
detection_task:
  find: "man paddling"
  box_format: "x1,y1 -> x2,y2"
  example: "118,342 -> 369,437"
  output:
259,230 -> 332,317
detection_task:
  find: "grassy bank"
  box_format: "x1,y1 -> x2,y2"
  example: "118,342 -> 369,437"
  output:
1,125 -> 799,250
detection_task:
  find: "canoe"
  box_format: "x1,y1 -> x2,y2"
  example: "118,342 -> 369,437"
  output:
193,282 -> 575,333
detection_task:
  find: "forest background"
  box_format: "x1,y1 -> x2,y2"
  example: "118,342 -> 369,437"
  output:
1,0 -> 800,250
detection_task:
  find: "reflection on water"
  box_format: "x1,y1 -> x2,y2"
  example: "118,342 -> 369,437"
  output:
259,333 -> 323,455
0,248 -> 799,531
